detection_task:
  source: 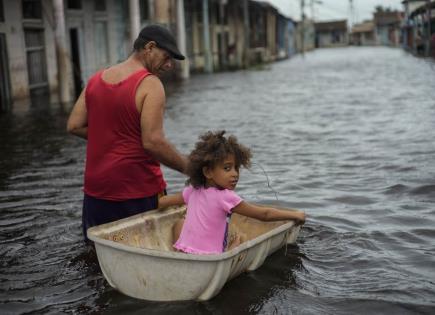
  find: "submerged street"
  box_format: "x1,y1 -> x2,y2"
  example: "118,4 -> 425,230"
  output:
1,47 -> 435,314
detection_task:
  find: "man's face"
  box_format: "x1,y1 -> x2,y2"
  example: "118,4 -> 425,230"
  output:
144,42 -> 174,76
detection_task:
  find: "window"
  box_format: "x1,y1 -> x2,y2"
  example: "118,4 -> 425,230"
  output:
67,0 -> 82,10
0,0 -> 4,22
22,0 -> 42,20
140,0 -> 149,21
0,33 -> 12,110
95,0 -> 106,12
250,10 -> 266,48
24,28 -> 48,89
212,2 -> 228,25
24,28 -> 44,47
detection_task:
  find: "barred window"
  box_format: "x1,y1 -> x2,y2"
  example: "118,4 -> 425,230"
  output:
24,28 -> 48,89
0,0 -> 4,22
22,0 -> 42,20
140,0 -> 149,21
95,0 -> 106,12
67,0 -> 82,10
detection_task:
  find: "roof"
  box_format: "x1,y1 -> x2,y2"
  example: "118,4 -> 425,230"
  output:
401,0 -> 427,3
314,20 -> 348,32
409,1 -> 435,18
374,11 -> 403,25
253,0 -> 296,20
250,0 -> 278,13
351,21 -> 375,33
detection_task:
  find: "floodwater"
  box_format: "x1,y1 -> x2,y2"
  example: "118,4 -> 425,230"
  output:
1,47 -> 435,314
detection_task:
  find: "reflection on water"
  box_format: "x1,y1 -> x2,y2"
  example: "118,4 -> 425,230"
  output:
1,47 -> 435,314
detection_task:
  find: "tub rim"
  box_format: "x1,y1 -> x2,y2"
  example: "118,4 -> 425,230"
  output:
87,207 -> 297,262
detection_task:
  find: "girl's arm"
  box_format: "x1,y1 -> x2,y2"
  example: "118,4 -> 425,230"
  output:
232,201 -> 306,224
158,193 -> 185,209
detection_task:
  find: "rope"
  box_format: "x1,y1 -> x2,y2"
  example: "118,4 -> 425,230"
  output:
250,162 -> 280,201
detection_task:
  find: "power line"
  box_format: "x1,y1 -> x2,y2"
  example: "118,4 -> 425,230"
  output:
288,0 -> 360,22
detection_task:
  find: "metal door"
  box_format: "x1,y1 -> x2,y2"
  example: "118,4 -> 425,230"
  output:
24,28 -> 49,96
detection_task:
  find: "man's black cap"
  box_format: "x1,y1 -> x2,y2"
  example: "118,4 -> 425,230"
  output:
137,24 -> 185,60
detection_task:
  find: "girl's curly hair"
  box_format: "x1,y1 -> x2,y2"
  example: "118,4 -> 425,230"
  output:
186,130 -> 252,188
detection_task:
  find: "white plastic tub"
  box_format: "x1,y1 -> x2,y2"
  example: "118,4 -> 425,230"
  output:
87,206 -> 301,301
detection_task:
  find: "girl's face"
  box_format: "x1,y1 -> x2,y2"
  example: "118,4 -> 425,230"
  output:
203,154 -> 239,190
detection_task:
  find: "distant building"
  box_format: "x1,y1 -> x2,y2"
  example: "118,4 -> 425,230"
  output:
402,0 -> 435,56
295,18 -> 315,53
314,20 -> 348,48
286,19 -> 297,56
185,0 -> 296,71
351,21 -> 376,46
374,10 -> 403,46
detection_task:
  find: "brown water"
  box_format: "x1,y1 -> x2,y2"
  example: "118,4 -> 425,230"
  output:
1,47 -> 435,314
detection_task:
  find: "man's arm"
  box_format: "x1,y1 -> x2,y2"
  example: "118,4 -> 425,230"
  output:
67,88 -> 88,139
140,76 -> 188,173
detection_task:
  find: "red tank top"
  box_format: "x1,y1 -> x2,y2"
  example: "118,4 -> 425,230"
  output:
83,69 -> 166,201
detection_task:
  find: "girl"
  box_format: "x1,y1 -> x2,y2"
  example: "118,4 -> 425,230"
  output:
158,130 -> 306,254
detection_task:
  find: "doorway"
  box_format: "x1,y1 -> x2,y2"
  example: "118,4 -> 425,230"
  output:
24,28 -> 49,100
0,33 -> 11,111
69,28 -> 82,97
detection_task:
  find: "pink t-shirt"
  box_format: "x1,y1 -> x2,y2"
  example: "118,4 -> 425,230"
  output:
174,186 -> 243,254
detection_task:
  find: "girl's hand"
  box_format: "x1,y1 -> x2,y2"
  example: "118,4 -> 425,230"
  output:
158,193 -> 184,209
292,211 -> 306,225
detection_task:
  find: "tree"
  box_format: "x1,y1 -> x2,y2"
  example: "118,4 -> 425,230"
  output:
375,5 -> 392,13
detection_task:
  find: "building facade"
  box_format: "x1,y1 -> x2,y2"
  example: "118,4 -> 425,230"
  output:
374,10 -> 403,46
314,20 -> 348,48
295,18 -> 315,53
0,0 -> 298,109
351,21 -> 376,46
402,0 -> 435,56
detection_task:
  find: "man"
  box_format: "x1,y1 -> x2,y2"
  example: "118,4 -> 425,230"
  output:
67,24 -> 188,242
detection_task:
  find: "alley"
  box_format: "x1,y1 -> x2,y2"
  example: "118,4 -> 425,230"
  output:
1,47 -> 435,314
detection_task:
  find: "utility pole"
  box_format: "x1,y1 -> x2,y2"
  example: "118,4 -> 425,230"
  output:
348,0 -> 355,44
349,0 -> 355,28
310,1 -> 323,23
310,0 -> 315,21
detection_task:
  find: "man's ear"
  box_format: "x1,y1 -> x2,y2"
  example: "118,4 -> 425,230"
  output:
144,41 -> 157,52
202,166 -> 212,179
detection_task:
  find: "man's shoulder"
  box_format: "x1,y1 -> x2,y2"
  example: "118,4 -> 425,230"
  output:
138,73 -> 163,93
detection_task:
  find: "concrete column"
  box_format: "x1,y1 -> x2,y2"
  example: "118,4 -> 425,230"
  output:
129,0 -> 141,43
202,0 -> 213,73
243,0 -> 250,68
154,0 -> 170,25
177,0 -> 190,79
412,20 -> 417,52
149,0 -> 155,21
52,0 -> 72,103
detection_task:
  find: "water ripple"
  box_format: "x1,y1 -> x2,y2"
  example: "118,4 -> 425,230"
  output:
1,47 -> 435,313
